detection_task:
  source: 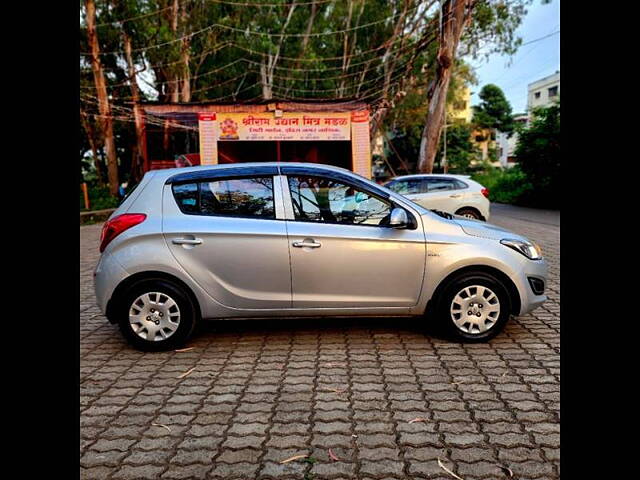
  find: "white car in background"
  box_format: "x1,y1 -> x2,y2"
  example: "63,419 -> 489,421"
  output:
384,174 -> 490,221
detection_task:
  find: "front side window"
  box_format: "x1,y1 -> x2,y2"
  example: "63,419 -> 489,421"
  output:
288,176 -> 392,227
172,177 -> 275,219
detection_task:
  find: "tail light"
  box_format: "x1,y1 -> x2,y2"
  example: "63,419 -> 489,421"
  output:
99,213 -> 146,253
481,187 -> 489,198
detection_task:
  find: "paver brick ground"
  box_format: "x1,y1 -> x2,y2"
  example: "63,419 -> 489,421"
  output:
80,205 -> 559,479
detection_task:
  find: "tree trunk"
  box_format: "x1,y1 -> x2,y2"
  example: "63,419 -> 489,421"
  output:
417,0 -> 472,173
171,0 -> 179,31
367,0 -> 411,150
169,0 -> 180,103
299,1 -> 318,57
179,0 -> 191,102
262,2 -> 296,100
85,0 -> 119,196
285,0 -> 318,95
180,45 -> 191,102
337,0 -> 354,98
123,31 -> 145,182
80,107 -> 104,186
260,61 -> 272,100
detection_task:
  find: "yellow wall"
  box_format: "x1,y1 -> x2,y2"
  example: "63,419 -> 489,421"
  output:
448,86 -> 472,123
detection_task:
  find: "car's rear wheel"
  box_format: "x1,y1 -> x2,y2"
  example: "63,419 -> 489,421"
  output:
436,271 -> 511,342
117,279 -> 197,351
455,207 -> 483,220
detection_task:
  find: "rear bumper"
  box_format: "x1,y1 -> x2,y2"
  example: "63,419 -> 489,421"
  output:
480,199 -> 490,221
94,254 -> 129,317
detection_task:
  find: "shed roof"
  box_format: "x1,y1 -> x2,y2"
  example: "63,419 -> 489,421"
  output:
139,100 -> 369,116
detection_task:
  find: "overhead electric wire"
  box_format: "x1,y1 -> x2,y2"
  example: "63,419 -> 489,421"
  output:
204,0 -> 336,7
80,5 -> 422,57
79,32 -> 432,96
80,2 -> 445,125
519,30 -> 559,47
81,0 -> 339,28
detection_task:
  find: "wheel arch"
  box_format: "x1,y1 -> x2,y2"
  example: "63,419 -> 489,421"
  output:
455,206 -> 485,221
106,270 -> 202,324
425,264 -> 521,317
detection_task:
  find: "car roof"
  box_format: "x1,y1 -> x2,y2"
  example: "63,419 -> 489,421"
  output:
147,162 -> 357,182
387,174 -> 472,182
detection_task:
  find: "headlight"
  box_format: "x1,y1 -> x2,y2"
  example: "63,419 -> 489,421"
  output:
500,238 -> 543,260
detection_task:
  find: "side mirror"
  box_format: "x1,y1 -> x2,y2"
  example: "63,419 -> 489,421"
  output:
389,207 -> 410,229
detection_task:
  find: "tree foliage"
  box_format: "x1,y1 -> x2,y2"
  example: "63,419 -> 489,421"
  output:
435,121 -> 479,173
514,102 -> 560,207
472,83 -> 515,134
79,0 -> 537,188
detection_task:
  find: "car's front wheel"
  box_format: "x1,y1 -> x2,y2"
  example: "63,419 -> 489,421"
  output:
117,278 -> 197,351
436,271 -> 511,342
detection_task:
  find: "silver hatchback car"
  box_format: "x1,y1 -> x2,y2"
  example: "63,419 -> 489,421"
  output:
94,162 -> 547,350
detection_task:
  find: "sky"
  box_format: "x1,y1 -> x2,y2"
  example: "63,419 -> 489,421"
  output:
469,0 -> 560,114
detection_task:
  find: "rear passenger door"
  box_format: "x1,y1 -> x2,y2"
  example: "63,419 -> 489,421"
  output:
386,178 -> 428,205
162,169 -> 292,310
421,177 -> 457,212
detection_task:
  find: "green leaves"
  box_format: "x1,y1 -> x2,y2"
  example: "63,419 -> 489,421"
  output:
472,84 -> 515,134
514,103 -> 560,207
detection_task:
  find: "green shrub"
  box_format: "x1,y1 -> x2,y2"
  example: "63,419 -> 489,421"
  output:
80,184 -> 120,211
472,166 -> 534,205
514,103 -> 560,208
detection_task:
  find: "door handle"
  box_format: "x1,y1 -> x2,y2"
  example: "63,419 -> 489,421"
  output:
172,237 -> 203,245
449,194 -> 462,198
292,240 -> 321,248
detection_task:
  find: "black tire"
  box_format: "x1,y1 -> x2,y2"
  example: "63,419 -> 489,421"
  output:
117,278 -> 198,351
456,208 -> 483,220
435,271 -> 511,342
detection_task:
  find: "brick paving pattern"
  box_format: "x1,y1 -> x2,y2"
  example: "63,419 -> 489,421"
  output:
80,206 -> 559,479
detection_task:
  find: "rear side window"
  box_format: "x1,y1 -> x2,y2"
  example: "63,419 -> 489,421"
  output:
171,177 -> 275,219
173,183 -> 199,214
386,179 -> 426,194
454,179 -> 468,190
426,178 -> 456,192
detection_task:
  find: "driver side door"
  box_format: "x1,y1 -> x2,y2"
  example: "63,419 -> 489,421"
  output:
282,170 -> 426,309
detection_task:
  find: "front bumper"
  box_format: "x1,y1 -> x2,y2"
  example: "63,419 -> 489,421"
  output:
515,258 -> 548,316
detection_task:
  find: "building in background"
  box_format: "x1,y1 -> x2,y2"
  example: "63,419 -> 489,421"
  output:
138,101 -> 373,178
495,113 -> 528,167
492,71 -> 560,168
527,71 -> 560,115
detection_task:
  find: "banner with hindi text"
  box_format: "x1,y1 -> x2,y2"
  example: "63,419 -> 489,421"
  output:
216,112 -> 351,141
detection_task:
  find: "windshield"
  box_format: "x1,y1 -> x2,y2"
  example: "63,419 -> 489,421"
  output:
429,209 -> 454,219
